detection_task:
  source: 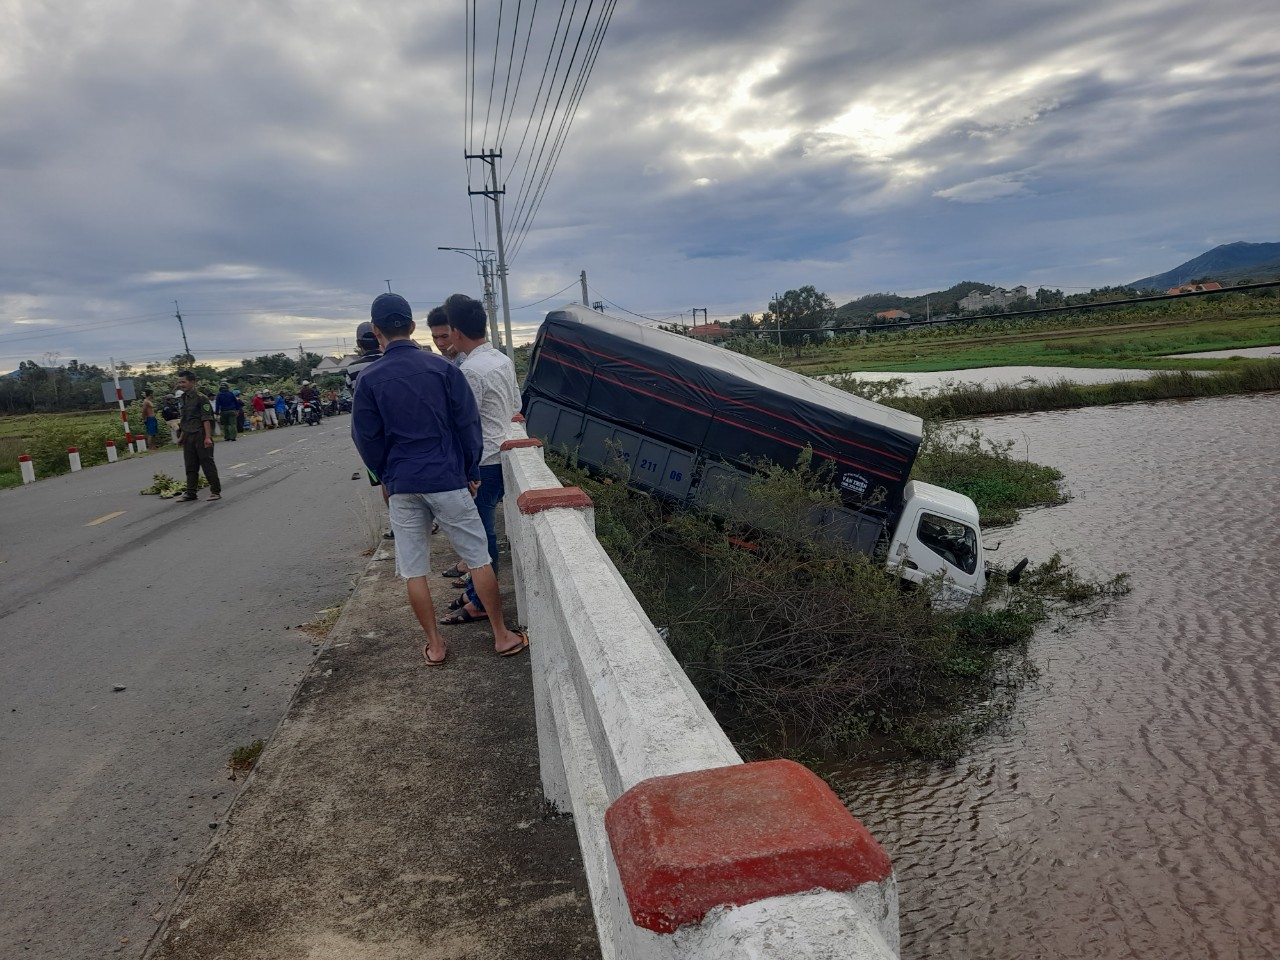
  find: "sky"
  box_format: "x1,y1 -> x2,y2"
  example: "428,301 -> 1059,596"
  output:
1,0 -> 1277,374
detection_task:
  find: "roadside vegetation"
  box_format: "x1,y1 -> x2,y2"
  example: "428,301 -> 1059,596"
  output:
830,358 -> 1280,421
546,436 -> 1127,762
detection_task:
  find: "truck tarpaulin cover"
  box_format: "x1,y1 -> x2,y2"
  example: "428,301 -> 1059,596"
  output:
523,305 -> 924,508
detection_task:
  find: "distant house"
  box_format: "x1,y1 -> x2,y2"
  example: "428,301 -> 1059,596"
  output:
874,309 -> 910,321
958,285 -> 1029,313
1167,282 -> 1222,294
687,323 -> 733,340
312,356 -> 347,376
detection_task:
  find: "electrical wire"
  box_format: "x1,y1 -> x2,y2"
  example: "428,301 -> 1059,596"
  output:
503,0 -> 588,243
480,0 -> 505,148
510,279 -> 579,311
508,0 -> 615,260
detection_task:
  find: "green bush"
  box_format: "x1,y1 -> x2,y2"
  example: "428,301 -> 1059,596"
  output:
547,450 -> 1127,760
23,415 -> 129,476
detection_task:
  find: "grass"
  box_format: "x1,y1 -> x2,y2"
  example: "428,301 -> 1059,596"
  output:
911,423 -> 1066,526
832,358 -> 1280,421
228,739 -> 266,774
299,606 -> 344,641
764,297 -> 1280,376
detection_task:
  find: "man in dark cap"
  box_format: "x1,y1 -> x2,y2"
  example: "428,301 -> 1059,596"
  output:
344,320 -> 383,392
351,292 -> 528,666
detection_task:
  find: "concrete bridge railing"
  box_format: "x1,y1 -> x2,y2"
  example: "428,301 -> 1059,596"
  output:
501,419 -> 900,960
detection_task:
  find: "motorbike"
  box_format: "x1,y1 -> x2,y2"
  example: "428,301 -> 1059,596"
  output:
300,398 -> 322,426
338,395 -> 353,414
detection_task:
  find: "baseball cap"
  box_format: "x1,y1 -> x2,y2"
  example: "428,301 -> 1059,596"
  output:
355,320 -> 379,351
371,292 -> 413,330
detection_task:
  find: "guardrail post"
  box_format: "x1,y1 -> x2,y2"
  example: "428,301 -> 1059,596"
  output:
105,441 -> 118,463
606,759 -> 898,957
514,483 -> 595,814
19,455 -> 35,484
68,447 -> 82,472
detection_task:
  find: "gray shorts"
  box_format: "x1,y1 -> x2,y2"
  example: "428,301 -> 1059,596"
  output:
388,489 -> 492,580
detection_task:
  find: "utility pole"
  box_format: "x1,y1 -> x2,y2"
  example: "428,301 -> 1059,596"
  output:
481,260 -> 500,349
773,291 -> 783,356
298,343 -> 309,381
438,246 -> 500,348
692,307 -> 708,326
173,300 -> 192,362
580,270 -> 589,305
466,149 -> 516,361
384,280 -> 393,293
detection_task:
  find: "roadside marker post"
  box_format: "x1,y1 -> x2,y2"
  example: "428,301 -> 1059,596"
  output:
106,441 -> 117,463
19,455 -> 35,484
68,447 -> 81,472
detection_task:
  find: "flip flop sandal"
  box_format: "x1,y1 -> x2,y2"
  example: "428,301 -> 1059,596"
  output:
441,565 -> 467,579
422,644 -> 447,667
497,632 -> 529,657
446,594 -> 469,612
439,608 -> 488,626
450,574 -> 471,589
207,493 -> 222,501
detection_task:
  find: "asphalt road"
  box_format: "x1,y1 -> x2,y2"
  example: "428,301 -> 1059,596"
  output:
0,418 -> 383,959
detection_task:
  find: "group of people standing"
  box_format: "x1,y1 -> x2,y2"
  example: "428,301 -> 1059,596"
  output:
350,292 -> 527,666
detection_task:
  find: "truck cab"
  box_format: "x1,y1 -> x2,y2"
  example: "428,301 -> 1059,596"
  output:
887,481 -> 985,603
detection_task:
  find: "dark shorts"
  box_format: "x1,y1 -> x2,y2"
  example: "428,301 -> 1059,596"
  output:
145,417 -> 158,435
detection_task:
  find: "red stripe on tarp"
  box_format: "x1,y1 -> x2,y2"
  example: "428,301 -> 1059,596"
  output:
543,331 -> 911,464
540,352 -> 901,483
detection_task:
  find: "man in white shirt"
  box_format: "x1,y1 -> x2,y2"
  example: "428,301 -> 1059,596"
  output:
438,294 -> 522,626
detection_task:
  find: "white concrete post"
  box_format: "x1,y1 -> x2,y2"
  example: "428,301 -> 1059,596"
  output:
105,441 -> 118,463
68,447 -> 81,472
133,437 -> 147,454
19,455 -> 35,484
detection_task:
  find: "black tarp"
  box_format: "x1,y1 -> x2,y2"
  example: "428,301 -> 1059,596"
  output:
522,305 -> 924,510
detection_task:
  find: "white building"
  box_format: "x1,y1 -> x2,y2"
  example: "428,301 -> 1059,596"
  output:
958,285 -> 1028,313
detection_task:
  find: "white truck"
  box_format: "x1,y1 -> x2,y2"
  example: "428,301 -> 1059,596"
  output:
522,305 -> 987,601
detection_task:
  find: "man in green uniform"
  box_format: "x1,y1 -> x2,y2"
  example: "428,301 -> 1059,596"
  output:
175,370 -> 222,502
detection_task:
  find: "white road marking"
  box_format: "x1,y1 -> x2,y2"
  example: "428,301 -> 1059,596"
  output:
267,448 -> 283,455
229,462 -> 248,469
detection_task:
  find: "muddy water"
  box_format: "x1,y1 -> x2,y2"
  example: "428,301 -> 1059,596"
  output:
824,366 -> 1167,395
831,394 -> 1280,959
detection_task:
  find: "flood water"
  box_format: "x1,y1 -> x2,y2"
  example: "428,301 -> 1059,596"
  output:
832,393 -> 1280,959
826,365 -> 1169,395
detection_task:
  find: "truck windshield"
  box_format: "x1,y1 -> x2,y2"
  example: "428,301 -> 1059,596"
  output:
917,513 -> 978,575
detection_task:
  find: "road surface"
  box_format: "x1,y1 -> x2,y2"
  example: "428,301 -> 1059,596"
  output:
0,418 -> 382,959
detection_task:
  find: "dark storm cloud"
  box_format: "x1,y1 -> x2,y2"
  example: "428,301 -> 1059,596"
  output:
0,0 -> 1276,370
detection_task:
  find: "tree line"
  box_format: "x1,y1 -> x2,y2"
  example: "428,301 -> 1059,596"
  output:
0,351 -> 330,415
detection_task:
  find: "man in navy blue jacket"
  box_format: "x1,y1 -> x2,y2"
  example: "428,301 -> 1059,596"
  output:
351,292 -> 528,666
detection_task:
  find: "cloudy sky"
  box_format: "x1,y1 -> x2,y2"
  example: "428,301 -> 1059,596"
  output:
1,0 -> 1276,374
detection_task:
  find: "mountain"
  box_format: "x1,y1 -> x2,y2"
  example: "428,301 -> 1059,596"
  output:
1126,241 -> 1280,291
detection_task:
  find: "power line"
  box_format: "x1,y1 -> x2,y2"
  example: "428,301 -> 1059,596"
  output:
508,0 -> 615,260
510,279 -> 579,311
504,0 -> 591,243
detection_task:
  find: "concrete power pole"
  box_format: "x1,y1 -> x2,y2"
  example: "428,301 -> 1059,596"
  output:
481,260 -> 501,349
580,270 -> 589,305
173,300 -> 192,361
466,149 -> 516,362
